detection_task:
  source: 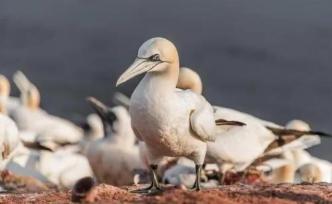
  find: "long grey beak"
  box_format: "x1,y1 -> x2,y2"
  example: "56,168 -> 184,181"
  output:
86,97 -> 108,119
116,58 -> 160,87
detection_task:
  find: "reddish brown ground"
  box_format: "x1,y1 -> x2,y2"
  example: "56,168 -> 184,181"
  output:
0,183 -> 332,204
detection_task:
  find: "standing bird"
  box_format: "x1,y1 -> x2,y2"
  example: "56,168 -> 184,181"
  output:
0,75 -> 21,161
175,67 -> 329,177
116,37 -> 243,192
85,97 -> 144,186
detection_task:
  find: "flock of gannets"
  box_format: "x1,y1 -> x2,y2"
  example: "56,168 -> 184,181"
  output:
115,37 -> 331,192
0,37 -> 331,193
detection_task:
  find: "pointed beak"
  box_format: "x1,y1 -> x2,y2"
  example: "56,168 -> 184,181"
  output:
86,97 -> 108,119
116,58 -> 160,87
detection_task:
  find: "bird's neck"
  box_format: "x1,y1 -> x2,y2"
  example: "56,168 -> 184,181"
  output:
107,128 -> 136,147
143,63 -> 179,93
0,95 -> 7,114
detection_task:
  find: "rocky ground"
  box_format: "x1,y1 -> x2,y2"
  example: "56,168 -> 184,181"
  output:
0,183 -> 331,204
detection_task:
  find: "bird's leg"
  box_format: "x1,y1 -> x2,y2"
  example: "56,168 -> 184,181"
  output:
190,164 -> 202,191
130,164 -> 162,194
220,172 -> 226,185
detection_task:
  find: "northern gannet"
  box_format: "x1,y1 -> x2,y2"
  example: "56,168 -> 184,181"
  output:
116,38 -> 243,192
4,146 -> 94,188
85,97 -> 144,186
10,71 -> 83,151
281,120 -> 332,183
175,67 -> 330,177
0,74 -> 20,114
0,75 -> 21,161
82,114 -> 104,140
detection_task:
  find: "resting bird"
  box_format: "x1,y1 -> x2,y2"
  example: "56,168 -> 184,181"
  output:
10,71 -> 83,151
85,97 -> 144,186
0,75 -> 21,161
3,145 -> 94,188
281,120 -> 332,183
175,67 -> 330,178
116,37 -> 244,192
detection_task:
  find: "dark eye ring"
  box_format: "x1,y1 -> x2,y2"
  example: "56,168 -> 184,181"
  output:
149,54 -> 160,61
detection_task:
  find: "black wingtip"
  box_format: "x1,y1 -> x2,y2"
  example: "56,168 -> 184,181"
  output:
308,130 -> 332,137
267,126 -> 332,137
215,119 -> 246,127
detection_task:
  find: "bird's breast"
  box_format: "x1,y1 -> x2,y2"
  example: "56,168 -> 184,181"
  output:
130,89 -> 193,156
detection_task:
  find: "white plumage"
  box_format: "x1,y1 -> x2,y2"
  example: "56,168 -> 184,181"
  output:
3,146 -> 93,188
10,71 -> 83,150
85,97 -> 144,186
116,38 -> 237,191
175,67 -> 322,174
0,75 -> 21,161
282,120 -> 332,183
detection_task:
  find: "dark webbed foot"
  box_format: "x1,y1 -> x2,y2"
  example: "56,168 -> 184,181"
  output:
130,164 -> 163,194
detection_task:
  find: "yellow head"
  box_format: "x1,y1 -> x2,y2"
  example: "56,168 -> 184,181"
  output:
0,75 -> 10,113
116,37 -> 179,86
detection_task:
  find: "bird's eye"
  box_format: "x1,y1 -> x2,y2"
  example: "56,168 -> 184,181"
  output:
149,54 -> 160,61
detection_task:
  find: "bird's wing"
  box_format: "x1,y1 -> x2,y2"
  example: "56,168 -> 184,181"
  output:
213,106 -> 281,128
180,91 -> 216,142
132,126 -> 143,141
256,158 -> 291,173
264,135 -> 321,156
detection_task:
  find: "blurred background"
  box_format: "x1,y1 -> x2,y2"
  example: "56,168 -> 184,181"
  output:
0,0 -> 331,159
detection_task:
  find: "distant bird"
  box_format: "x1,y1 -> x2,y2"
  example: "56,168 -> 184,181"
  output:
85,97 -> 144,186
0,75 -> 21,161
3,146 -> 94,188
175,67 -> 329,179
37,149 -> 94,188
281,120 -> 332,183
10,71 -> 83,151
82,114 -> 104,140
116,37 -> 243,192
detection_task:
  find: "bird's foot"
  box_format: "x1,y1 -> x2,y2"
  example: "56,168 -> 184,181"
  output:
130,183 -> 163,194
189,180 -> 201,192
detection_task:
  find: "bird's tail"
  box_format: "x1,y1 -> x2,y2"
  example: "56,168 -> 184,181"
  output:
263,126 -> 331,155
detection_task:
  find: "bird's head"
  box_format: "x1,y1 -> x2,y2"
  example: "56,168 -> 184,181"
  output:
116,37 -> 179,86
286,119 -> 311,131
0,75 -> 10,98
86,97 -> 132,137
0,75 -> 10,114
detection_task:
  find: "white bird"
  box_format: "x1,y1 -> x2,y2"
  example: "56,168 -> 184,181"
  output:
115,37 -> 244,192
83,114 -> 104,140
175,67 -> 329,177
281,120 -> 332,183
85,97 -> 144,186
10,71 -> 83,151
37,149 -> 94,188
0,75 -> 21,161
3,146 -> 94,188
